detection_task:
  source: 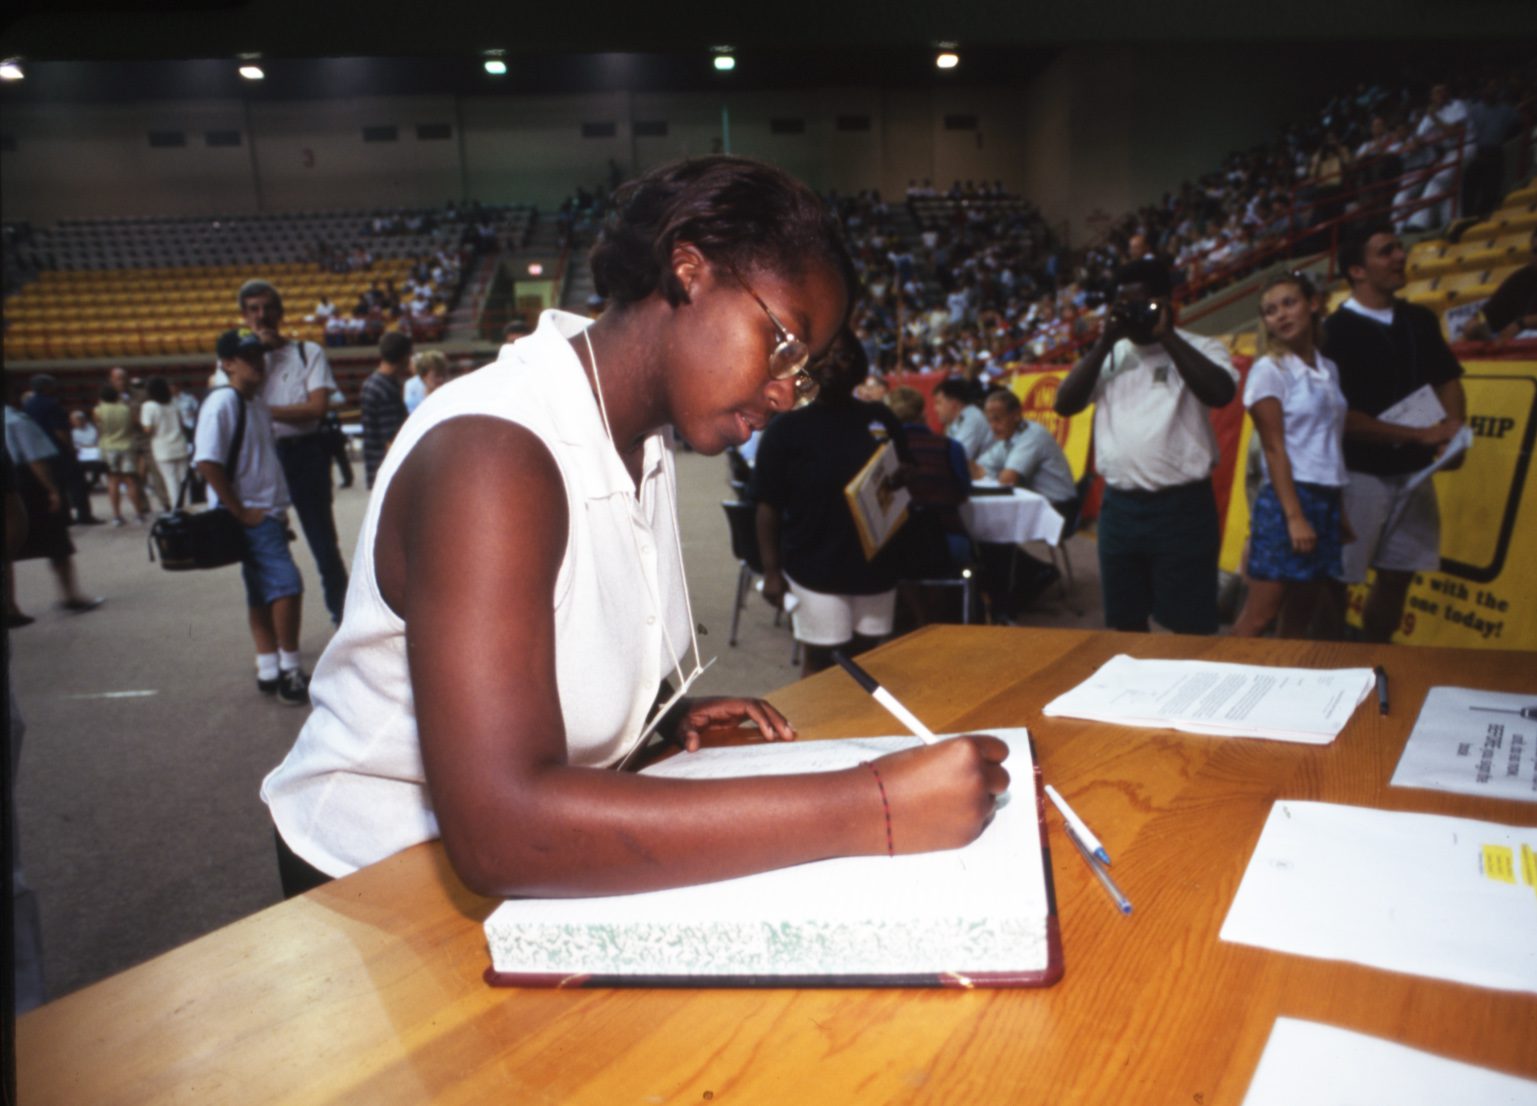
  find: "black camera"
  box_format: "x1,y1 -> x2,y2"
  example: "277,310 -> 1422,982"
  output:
1111,299 -> 1163,343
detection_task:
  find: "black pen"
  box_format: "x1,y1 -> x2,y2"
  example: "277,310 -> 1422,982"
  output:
1374,666 -> 1389,716
830,650 -> 938,744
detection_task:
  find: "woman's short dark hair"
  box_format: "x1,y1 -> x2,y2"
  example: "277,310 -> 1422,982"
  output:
589,156 -> 856,311
145,376 -> 172,404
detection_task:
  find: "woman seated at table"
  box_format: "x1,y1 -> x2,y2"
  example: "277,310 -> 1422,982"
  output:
261,157 -> 1008,900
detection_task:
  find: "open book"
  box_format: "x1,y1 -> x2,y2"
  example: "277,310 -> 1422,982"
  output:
844,440 -> 910,560
484,728 -> 1061,988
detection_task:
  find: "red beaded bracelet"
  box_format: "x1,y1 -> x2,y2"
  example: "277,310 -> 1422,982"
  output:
865,762 -> 894,857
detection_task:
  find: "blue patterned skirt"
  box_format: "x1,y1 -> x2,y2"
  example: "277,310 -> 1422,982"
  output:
1248,481 -> 1344,582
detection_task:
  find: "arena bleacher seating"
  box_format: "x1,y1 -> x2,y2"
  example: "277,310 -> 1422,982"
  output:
3,203 -> 534,364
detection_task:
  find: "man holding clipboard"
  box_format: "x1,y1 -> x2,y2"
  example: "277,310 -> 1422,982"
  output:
1322,222 -> 1466,642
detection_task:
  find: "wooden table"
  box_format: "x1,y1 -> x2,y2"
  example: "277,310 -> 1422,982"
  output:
18,627 -> 1537,1104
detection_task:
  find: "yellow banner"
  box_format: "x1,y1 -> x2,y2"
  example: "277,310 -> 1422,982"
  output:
1220,360 -> 1537,649
1009,370 -> 1094,480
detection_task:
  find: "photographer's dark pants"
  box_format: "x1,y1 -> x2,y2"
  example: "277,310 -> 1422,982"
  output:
1097,478 -> 1220,635
276,433 -> 349,625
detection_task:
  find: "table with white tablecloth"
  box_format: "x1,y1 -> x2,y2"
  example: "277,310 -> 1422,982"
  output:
959,486 -> 1065,547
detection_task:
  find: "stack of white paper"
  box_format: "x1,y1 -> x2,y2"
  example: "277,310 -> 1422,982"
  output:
1242,1018 -> 1537,1105
1041,655 -> 1374,744
1392,686 -> 1537,803
1221,801 -> 1537,993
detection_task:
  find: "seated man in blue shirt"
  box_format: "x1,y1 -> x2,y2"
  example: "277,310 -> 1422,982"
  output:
971,388 -> 1079,621
932,377 -> 992,463
973,388 -> 1077,514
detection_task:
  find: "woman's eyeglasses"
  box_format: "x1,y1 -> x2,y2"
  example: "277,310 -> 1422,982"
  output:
729,272 -> 817,399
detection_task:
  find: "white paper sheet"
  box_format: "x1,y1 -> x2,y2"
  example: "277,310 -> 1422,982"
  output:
1377,383 -> 1448,429
1403,423 -> 1474,492
1041,655 -> 1374,743
1393,686 -> 1537,803
1221,801 -> 1537,993
1242,1018 -> 1537,1106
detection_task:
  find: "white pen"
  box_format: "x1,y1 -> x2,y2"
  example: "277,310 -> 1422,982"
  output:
1064,823 -> 1132,915
830,650 -> 938,744
1044,783 -> 1111,865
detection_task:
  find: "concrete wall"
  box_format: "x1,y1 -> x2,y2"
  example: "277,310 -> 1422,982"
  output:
0,53 -> 1354,237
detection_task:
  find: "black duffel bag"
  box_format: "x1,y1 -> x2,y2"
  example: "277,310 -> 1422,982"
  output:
149,387 -> 248,572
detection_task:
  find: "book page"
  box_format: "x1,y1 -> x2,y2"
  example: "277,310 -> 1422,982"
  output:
1242,1018 -> 1537,1106
1392,686 -> 1537,803
1042,655 -> 1373,743
486,729 -> 1048,978
1220,801 -> 1537,993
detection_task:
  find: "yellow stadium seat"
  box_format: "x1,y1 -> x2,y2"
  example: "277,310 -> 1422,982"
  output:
1404,284 -> 1453,310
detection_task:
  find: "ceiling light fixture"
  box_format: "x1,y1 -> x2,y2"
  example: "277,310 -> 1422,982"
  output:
935,52 -> 959,70
484,59 -> 507,75
239,65 -> 265,81
712,46 -> 735,72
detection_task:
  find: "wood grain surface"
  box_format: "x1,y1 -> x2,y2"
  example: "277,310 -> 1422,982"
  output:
18,627 -> 1537,1105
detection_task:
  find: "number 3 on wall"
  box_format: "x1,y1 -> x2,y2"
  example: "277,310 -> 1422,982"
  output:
302,148 -> 315,169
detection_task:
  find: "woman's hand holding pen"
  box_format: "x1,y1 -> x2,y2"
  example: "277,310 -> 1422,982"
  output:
869,736 -> 1010,854
669,697 -> 796,752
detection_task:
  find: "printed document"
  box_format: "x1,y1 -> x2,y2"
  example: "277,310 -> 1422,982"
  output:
1376,383 -> 1471,491
1221,801 -> 1537,993
1041,655 -> 1374,743
1393,686 -> 1537,804
1242,1018 -> 1537,1106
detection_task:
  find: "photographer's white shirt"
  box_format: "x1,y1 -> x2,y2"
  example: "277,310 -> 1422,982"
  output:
1091,328 -> 1238,492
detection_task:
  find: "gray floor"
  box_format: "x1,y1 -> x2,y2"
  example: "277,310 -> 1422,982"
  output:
9,447 -> 1102,1002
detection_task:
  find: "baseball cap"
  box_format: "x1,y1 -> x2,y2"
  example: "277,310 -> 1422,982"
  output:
216,328 -> 266,364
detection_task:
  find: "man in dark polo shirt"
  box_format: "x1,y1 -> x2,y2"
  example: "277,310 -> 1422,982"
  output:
1322,222 -> 1466,642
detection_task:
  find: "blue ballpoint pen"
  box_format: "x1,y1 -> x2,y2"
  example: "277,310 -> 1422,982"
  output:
1064,823 -> 1132,915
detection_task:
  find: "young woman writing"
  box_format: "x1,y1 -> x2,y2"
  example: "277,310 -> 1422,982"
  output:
262,157 -> 1008,899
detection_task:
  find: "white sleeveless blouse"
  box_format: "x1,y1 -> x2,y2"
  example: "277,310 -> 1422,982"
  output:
261,310 -> 694,877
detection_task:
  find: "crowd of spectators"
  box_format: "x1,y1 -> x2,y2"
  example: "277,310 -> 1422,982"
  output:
1083,68 -> 1533,306
309,248 -> 461,347
835,64 -> 1533,390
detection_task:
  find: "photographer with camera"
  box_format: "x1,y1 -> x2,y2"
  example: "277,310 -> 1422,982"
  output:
1054,258 -> 1237,634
